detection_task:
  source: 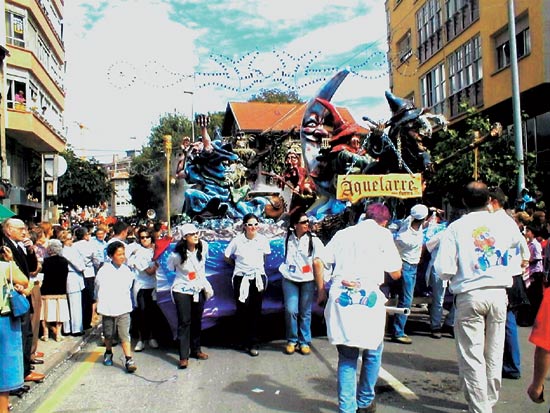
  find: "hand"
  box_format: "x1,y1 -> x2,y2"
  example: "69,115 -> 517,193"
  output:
316,288 -> 327,307
341,279 -> 361,289
1,246 -> 13,261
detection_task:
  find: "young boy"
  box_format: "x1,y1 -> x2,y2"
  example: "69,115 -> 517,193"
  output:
94,241 -> 137,373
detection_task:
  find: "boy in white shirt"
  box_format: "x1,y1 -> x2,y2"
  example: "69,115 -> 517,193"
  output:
95,241 -> 137,373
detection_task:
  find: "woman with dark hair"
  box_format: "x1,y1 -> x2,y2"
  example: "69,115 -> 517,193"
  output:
279,211 -> 326,355
127,227 -> 159,352
224,213 -> 271,356
167,223 -> 213,369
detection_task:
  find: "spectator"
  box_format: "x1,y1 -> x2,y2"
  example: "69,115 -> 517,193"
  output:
435,181 -> 527,412
323,202 -> 402,413
224,213 -> 271,357
95,241 -> 137,373
279,211 -> 325,355
60,230 -> 85,336
40,240 -> 69,342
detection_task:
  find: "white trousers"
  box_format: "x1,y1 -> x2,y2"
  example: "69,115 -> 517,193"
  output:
454,288 -> 507,413
63,290 -> 83,334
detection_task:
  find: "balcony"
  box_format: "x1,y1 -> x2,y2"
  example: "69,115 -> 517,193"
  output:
7,108 -> 66,152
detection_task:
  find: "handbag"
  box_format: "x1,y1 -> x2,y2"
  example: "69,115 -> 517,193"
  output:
7,262 -> 30,318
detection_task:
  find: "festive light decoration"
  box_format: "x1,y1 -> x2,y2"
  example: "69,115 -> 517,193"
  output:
106,48 -> 391,93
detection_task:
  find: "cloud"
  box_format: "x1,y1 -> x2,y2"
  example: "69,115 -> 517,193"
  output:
64,0 -> 391,160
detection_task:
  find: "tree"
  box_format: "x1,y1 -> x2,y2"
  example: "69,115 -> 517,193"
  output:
249,88 -> 304,104
426,107 -> 541,208
26,147 -> 113,211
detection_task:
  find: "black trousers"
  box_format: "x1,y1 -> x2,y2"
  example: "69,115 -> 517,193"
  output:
81,277 -> 95,330
135,288 -> 161,341
232,275 -> 266,349
173,291 -> 205,360
20,310 -> 33,377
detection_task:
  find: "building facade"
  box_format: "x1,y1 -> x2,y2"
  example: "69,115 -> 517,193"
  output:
103,152 -> 136,218
3,0 -> 66,219
386,0 -> 550,172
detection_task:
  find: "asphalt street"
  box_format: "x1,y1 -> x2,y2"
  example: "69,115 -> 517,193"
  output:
10,309 -> 549,413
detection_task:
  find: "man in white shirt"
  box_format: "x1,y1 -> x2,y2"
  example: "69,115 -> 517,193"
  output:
435,181 -> 527,413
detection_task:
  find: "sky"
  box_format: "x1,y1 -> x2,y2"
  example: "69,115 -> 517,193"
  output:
63,0 -> 392,162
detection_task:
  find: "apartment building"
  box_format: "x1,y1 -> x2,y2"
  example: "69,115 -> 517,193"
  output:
2,0 -> 66,219
386,0 -> 550,170
103,152 -> 137,218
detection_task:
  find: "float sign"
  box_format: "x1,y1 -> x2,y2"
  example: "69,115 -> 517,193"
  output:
337,173 -> 423,202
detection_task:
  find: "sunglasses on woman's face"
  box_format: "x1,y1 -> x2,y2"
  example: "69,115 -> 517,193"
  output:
140,235 -> 151,240
245,222 -> 259,227
297,220 -> 309,225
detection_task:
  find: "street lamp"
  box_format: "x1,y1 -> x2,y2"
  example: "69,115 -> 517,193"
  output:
184,90 -> 194,142
163,135 -> 172,235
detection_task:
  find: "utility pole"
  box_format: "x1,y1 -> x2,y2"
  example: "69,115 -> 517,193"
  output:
508,0 -> 526,199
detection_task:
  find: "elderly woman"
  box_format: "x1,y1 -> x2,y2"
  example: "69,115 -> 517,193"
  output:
0,259 -> 29,413
40,239 -> 70,342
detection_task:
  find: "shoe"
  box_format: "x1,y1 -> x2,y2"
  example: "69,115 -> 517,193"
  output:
430,329 -> 442,339
24,372 -> 45,382
248,347 -> 259,357
134,340 -> 144,352
148,338 -> 159,349
103,352 -> 113,366
190,351 -> 208,360
178,359 -> 188,369
30,358 -> 44,365
299,345 -> 311,355
125,358 -> 137,373
502,371 -> 521,380
40,335 -> 49,342
285,342 -> 296,355
34,352 -> 44,358
527,384 -> 544,403
392,335 -> 412,344
357,400 -> 377,413
442,324 -> 455,338
29,365 -> 35,370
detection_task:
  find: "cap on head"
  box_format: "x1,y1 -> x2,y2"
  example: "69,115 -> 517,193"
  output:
410,204 -> 429,220
179,223 -> 199,238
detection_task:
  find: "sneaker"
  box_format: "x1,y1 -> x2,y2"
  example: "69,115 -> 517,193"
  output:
430,329 -> 442,339
392,335 -> 412,344
299,345 -> 311,355
103,352 -> 113,366
148,339 -> 159,349
285,342 -> 296,355
134,341 -> 144,352
125,358 -> 137,373
357,400 -> 377,413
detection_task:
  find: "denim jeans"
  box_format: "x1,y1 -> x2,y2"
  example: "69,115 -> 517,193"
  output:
502,309 -> 521,377
429,271 -> 455,330
393,261 -> 417,337
337,343 -> 383,413
282,278 -> 315,345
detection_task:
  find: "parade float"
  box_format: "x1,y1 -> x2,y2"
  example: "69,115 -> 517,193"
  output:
154,69 -> 500,337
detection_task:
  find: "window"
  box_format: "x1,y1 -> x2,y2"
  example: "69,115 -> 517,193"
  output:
6,11 -> 25,47
420,63 -> 446,114
6,78 -> 28,110
445,0 -> 479,42
416,0 -> 443,63
397,31 -> 412,63
448,35 -> 482,94
495,14 -> 530,71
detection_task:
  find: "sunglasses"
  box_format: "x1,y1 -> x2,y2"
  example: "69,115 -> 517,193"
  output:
140,235 -> 151,240
245,223 -> 259,227
185,232 -> 199,236
297,220 -> 310,225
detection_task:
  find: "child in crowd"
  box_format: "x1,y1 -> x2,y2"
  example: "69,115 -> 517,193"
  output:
94,241 -> 137,373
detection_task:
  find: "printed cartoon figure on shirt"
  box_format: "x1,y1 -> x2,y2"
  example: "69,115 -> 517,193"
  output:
472,226 -> 508,270
335,280 -> 378,308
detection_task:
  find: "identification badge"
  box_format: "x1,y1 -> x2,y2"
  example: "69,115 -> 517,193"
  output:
188,271 -> 196,280
288,265 -> 296,273
302,264 -> 312,273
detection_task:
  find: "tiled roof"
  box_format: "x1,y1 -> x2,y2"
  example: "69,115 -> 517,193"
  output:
226,101 -> 368,135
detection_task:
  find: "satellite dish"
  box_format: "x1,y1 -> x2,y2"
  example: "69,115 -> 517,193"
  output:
44,155 -> 68,177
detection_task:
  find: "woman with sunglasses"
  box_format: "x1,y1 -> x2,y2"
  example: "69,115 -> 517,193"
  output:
127,227 -> 159,352
279,211 -> 326,356
167,223 -> 213,369
224,213 -> 271,356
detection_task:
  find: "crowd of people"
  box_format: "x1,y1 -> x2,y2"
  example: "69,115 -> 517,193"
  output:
0,180 -> 549,413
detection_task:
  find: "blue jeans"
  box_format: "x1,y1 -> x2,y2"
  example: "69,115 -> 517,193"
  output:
337,343 -> 383,413
502,309 -> 521,377
429,271 -> 456,330
393,261 -> 417,337
282,278 -> 315,345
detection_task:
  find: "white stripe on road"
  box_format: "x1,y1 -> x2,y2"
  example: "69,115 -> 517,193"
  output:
379,367 -> 420,400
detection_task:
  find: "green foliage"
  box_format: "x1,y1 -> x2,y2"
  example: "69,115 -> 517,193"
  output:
26,147 -> 113,211
427,107 -> 540,207
249,88 -> 304,104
